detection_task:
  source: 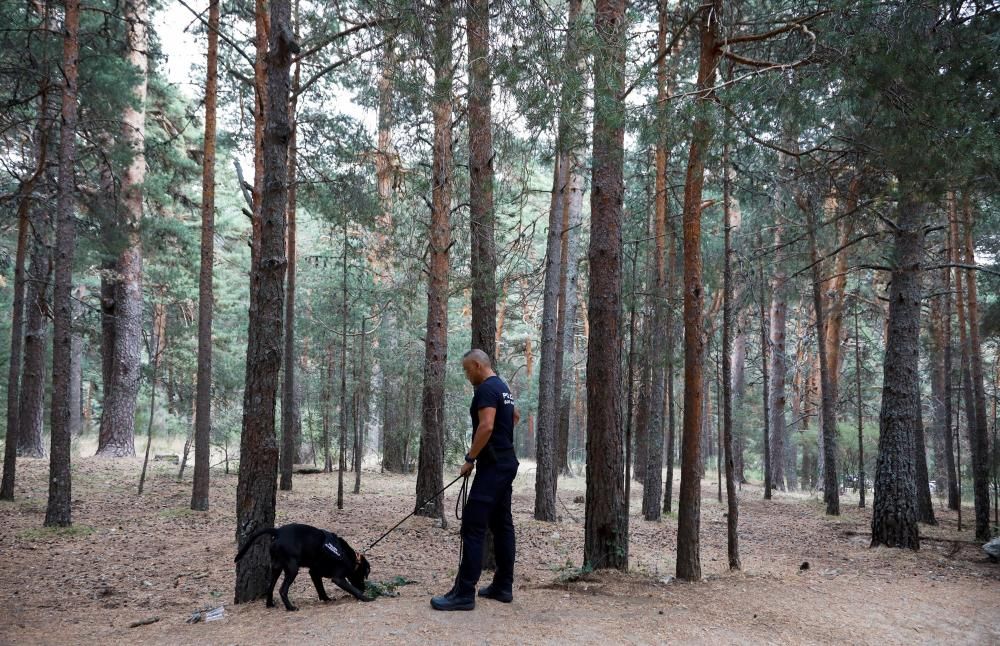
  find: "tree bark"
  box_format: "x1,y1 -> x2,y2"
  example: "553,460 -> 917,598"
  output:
584,0 -> 628,571
804,197 -> 840,516
758,234 -> 772,500
556,173 -> 584,476
936,198 -> 959,510
69,287 -> 84,438
960,195 -> 991,541
721,138 -> 740,568
279,46 -> 301,493
676,0 -> 720,582
44,0 -> 80,527
97,0 -> 149,458
642,4 -> 670,521
554,0 -> 586,478
191,0 -> 220,512
17,208 -> 52,459
234,0 -> 293,602
414,0 -> 453,520
338,228 -> 349,510
870,194 -> 923,550
767,215 -> 788,491
2,26 -> 55,497
535,152 -> 564,521
854,292 -> 865,507
663,181 -> 679,513
930,272 -> 959,508
468,0 -> 497,365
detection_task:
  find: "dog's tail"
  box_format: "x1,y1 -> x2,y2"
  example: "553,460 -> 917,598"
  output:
234,527 -> 277,562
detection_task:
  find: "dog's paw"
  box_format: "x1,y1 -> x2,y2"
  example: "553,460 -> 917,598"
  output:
285,605 -> 299,612
360,595 -> 375,603
266,600 -> 275,608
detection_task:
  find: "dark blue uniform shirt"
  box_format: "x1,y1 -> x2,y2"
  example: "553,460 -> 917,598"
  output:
470,375 -> 516,453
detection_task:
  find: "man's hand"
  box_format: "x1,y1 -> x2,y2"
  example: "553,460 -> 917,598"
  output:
460,461 -> 474,478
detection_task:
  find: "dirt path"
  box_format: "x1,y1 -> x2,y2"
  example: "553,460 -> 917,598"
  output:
1,457 -> 997,645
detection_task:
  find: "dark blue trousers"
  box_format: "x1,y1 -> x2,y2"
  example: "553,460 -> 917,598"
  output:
455,457 -> 518,597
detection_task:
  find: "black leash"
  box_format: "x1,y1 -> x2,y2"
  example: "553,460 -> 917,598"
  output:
362,474 -> 468,554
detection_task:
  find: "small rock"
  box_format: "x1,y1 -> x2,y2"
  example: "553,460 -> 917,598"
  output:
983,538 -> 1000,562
799,561 -> 810,571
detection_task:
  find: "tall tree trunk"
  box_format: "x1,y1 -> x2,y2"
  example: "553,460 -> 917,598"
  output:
97,0 -> 149,457
69,286 -> 85,438
234,0 -> 294,602
414,0 -> 453,519
250,0 -> 268,270
870,193 -> 923,550
17,209 -> 52,459
191,0 -> 220,512
937,199 -> 959,510
584,0 -> 628,571
676,0 -> 720,582
804,197 -> 840,515
535,151 -> 564,521
138,297 -> 166,495
44,0 -> 80,527
960,196 -> 991,541
279,47 -> 301,493
2,35 -> 54,498
930,278 -> 959,508
663,183 -> 679,513
555,0 -> 586,478
642,4 -> 670,521
468,0 -> 497,364
727,171 -> 747,486
767,217 -> 788,491
758,234 -> 772,500
466,0 -> 500,571
323,343 -> 333,473
624,250 -> 640,504
721,137 -> 740,568
556,177 -> 584,476
633,322 -> 652,485
2,191 -> 29,498
338,227 -> 349,510
354,316 -> 367,494
952,201 -> 977,525
854,293 -> 866,507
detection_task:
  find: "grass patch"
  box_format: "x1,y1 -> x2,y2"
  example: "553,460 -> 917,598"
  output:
552,562 -> 594,584
158,506 -> 198,519
365,576 -> 416,599
18,524 -> 96,540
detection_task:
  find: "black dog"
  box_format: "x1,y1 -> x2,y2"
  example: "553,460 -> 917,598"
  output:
234,523 -> 373,610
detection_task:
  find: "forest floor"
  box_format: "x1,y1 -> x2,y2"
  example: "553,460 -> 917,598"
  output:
1,452 -> 998,645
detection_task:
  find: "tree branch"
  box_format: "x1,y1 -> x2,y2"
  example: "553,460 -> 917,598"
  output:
176,0 -> 254,67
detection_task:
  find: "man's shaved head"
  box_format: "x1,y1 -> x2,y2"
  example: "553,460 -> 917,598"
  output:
461,348 -> 494,386
462,348 -> 491,367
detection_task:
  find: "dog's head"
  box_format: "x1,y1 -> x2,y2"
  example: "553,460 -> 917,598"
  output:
349,554 -> 371,590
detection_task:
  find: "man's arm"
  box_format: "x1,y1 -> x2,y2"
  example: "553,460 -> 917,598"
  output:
467,406 -> 496,460
513,407 -> 520,426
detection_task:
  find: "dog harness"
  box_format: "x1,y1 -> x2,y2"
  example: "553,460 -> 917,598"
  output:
322,531 -> 363,572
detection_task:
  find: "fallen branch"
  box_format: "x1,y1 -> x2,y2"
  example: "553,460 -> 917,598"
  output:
129,617 -> 161,628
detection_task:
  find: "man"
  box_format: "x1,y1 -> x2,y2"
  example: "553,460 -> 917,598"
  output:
431,349 -> 520,611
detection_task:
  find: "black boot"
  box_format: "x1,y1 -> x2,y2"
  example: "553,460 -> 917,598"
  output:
478,583 -> 513,603
431,575 -> 475,611
430,588 -> 475,611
